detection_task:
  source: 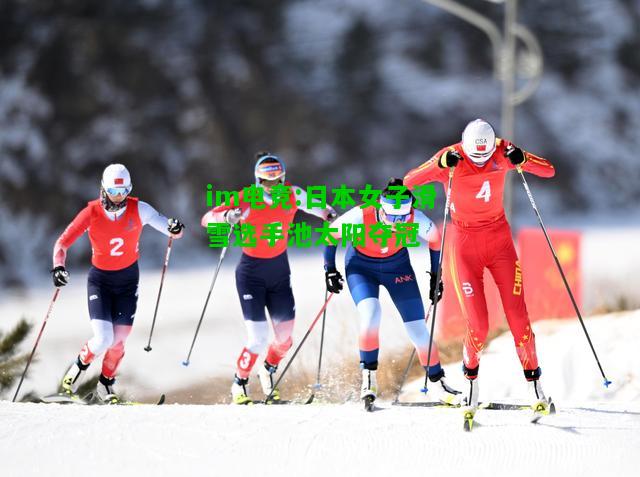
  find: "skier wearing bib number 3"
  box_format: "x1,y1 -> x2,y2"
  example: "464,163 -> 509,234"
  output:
51,164 -> 184,403
201,152 -> 337,405
404,119 -> 555,415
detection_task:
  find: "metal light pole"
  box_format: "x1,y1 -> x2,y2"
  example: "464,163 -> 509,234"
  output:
421,0 -> 543,220
501,0 -> 517,219
500,0 -> 517,141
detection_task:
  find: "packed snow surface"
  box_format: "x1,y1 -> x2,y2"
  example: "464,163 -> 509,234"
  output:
1,400 -> 639,476
0,264 -> 640,477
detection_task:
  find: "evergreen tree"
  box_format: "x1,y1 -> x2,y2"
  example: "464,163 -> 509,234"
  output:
1,318 -> 99,401
0,318 -> 32,397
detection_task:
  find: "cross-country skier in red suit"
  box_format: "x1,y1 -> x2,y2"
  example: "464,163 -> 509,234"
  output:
201,152 -> 336,405
52,164 -> 184,403
404,119 -> 555,414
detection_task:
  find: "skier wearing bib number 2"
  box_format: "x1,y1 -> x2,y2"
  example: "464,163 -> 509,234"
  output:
52,164 -> 184,403
404,119 -> 555,416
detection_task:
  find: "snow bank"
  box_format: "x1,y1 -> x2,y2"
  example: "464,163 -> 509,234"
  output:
402,311 -> 640,404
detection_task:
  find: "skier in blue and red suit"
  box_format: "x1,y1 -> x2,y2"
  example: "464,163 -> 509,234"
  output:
323,178 -> 461,406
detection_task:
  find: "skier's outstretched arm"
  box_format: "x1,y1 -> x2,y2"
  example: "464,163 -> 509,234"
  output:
413,210 -> 441,274
321,207 -> 363,294
414,210 -> 444,303
404,147 -> 453,189
201,192 -> 246,227
521,151 -> 555,178
51,206 -> 92,287
502,140 -> 555,178
139,201 -> 184,238
322,209 -> 351,271
293,186 -> 337,222
53,206 -> 92,269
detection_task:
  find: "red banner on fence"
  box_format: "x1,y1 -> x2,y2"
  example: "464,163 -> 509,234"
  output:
517,228 -> 582,322
435,228 -> 582,341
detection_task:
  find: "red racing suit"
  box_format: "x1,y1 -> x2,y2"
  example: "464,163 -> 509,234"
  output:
404,138 -> 555,379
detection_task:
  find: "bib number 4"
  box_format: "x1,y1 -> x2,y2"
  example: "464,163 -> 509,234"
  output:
476,180 -> 491,203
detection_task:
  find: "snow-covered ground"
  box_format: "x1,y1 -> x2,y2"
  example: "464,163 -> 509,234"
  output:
401,310 -> 640,404
1,400 -> 639,477
2,261 -> 639,476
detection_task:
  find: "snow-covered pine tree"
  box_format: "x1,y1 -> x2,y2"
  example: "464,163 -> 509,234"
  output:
0,319 -> 32,397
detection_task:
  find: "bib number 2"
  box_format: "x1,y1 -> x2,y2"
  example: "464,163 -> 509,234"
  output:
110,238 -> 124,256
476,180 -> 491,203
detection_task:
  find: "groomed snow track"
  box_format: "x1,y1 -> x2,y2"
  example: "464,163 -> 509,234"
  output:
1,400 -> 639,476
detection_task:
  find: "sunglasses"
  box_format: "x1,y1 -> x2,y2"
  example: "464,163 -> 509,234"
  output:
384,213 -> 410,223
257,177 -> 284,186
379,208 -> 410,224
105,186 -> 131,196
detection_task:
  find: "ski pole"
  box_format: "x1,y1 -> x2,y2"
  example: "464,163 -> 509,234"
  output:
144,237 -> 174,352
182,228 -> 234,366
266,293 -> 334,403
516,165 -> 611,387
396,350 -> 416,403
393,303 -> 433,404
305,289 -> 329,404
12,288 -> 61,402
423,167 -> 455,393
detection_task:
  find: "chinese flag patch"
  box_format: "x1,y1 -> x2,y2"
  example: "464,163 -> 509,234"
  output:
477,145 -> 487,152
115,178 -> 124,185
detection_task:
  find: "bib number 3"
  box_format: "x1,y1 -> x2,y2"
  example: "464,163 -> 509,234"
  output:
238,351 -> 252,370
476,180 -> 491,203
110,238 -> 124,256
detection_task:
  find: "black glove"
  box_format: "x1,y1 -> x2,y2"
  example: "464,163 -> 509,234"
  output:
439,150 -> 462,168
51,266 -> 69,287
428,271 -> 443,303
325,269 -> 344,294
167,218 -> 185,235
225,208 -> 243,225
505,145 -> 526,165
325,209 -> 338,222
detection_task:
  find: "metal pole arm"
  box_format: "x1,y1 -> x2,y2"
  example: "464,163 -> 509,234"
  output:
421,0 -> 503,78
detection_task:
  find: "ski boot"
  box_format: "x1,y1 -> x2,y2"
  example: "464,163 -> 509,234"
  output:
96,375 -> 121,404
61,358 -> 89,395
427,369 -> 463,406
258,361 -> 280,404
462,378 -> 479,432
529,379 -> 555,422
361,369 -> 378,412
231,375 -> 253,405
